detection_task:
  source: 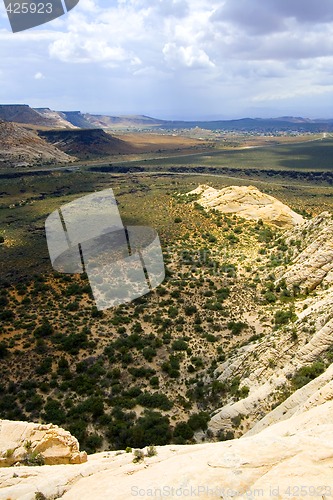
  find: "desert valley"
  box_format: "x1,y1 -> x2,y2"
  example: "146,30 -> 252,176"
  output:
0,105 -> 333,499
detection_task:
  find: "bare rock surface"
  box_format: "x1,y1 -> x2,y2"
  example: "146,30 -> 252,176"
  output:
0,400 -> 333,499
188,184 -> 304,227
278,212 -> 333,292
0,420 -> 87,467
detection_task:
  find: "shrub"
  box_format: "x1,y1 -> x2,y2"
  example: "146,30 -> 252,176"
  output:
133,449 -> 145,463
146,445 -> 157,457
150,376 -> 159,387
274,309 -> 296,327
173,422 -> 194,441
22,451 -> 45,466
129,411 -> 172,448
137,392 -> 173,411
291,362 -> 325,389
0,343 -> 8,359
33,320 -> 53,338
217,430 -> 234,441
42,399 -> 65,425
187,412 -> 210,431
85,433 -> 103,453
184,305 -> 197,316
227,321 -> 247,335
172,339 -> 188,351
264,291 -> 277,303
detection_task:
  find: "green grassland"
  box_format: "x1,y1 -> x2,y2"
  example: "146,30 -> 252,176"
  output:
93,136 -> 333,174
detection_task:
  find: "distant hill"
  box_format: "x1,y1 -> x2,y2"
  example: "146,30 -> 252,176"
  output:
0,119 -> 74,167
62,113 -> 333,133
0,104 -> 54,127
157,117 -> 333,132
38,128 -> 137,159
57,111 -> 163,129
81,113 -> 162,129
1,103 -> 333,133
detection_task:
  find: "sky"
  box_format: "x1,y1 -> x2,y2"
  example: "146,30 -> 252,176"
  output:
1,0 -> 333,119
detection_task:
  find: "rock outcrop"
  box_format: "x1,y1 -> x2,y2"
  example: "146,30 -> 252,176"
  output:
187,184 -> 304,227
0,420 -> 87,467
278,211 -> 333,292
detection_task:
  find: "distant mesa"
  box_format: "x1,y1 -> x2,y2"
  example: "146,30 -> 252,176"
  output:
0,104 -> 74,129
188,184 -> 304,227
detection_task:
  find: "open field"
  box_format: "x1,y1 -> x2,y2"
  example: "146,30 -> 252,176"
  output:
102,136 -> 333,173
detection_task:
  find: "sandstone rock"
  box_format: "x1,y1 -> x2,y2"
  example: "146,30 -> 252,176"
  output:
278,211 -> 333,292
0,420 -> 87,467
1,401 -> 333,499
187,184 -> 304,227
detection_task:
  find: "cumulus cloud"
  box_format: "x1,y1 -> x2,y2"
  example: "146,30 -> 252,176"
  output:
1,0 -> 333,117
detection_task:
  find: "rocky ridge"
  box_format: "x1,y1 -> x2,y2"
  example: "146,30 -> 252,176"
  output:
209,211 -> 333,437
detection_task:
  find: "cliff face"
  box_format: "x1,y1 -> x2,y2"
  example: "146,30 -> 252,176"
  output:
278,211 -> 333,292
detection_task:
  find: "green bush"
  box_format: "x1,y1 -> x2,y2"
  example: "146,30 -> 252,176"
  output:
187,412 -> 210,431
274,309 -> 296,327
264,291 -> 277,303
291,362 -> 325,389
173,422 -> 194,441
33,320 -> 53,338
172,339 -> 188,351
137,392 -> 173,411
128,411 -> 172,448
227,321 -> 247,335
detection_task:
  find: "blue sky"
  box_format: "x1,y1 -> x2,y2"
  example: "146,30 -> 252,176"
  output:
1,0 -> 333,119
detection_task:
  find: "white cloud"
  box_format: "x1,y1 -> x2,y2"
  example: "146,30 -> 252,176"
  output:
34,72 -> 45,79
163,42 -> 214,69
1,0 -> 333,117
